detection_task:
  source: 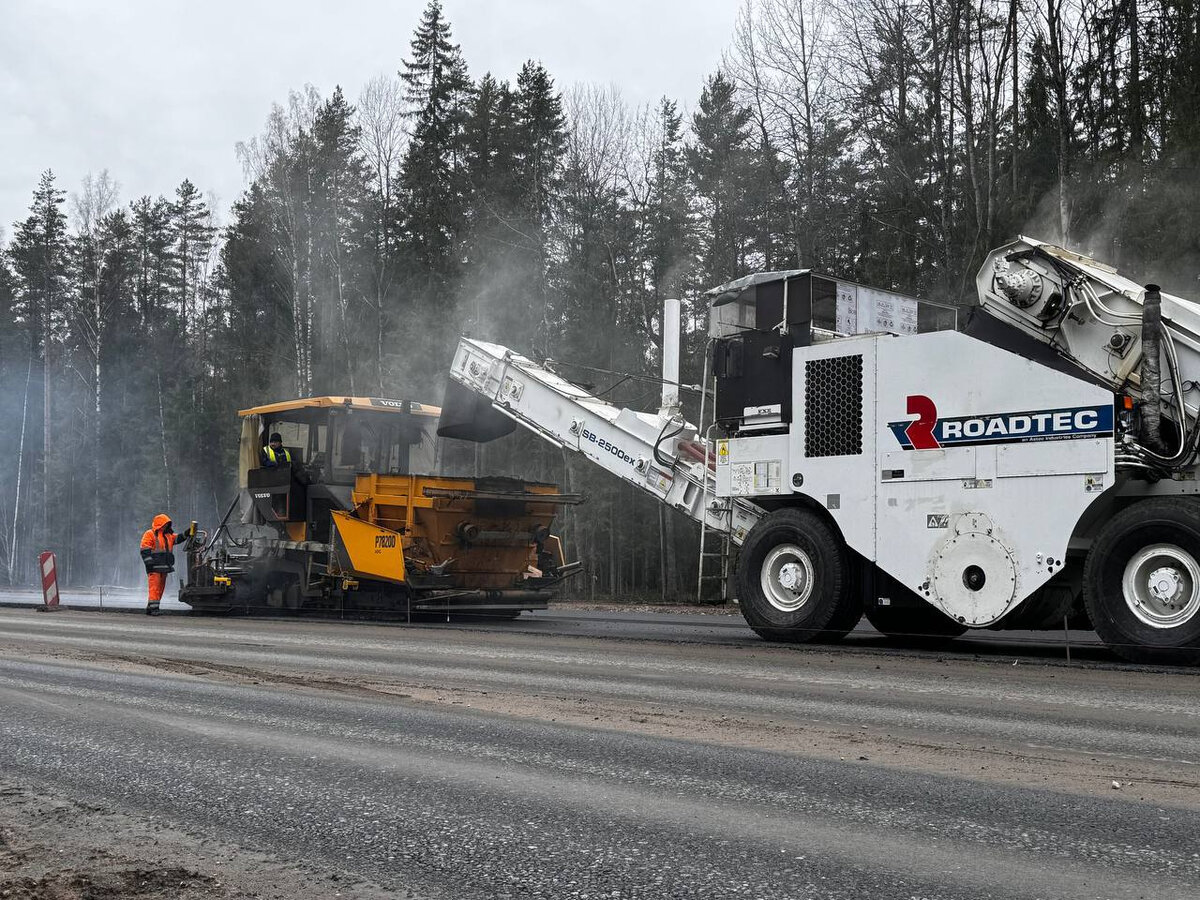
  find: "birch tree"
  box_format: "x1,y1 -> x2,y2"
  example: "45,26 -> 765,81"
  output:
68,170 -> 119,580
953,0 -> 1017,260
358,73 -> 408,392
238,86 -> 322,395
727,0 -> 841,267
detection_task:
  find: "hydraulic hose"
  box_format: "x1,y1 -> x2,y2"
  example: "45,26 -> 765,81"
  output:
1140,284 -> 1166,454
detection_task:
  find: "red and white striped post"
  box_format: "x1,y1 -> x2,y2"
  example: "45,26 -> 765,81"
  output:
38,551 -> 62,612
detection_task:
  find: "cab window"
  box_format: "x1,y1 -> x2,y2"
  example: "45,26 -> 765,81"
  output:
264,421 -> 309,463
330,411 -> 436,477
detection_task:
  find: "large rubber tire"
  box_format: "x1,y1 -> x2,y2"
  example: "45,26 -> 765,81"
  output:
864,604 -> 968,643
736,508 -> 861,643
1083,498 -> 1200,664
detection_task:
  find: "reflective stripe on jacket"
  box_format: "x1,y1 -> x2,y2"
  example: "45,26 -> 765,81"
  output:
263,445 -> 291,465
140,513 -> 177,572
140,514 -> 177,553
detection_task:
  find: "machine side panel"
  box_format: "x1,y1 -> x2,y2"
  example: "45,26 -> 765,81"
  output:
784,337 -> 879,557
873,331 -> 1114,626
718,434 -> 791,499
329,510 -> 407,585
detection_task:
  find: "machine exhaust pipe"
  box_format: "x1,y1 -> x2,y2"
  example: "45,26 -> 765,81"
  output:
1141,283 -> 1165,452
660,297 -> 681,417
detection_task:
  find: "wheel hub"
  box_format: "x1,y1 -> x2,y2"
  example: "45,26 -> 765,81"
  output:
1147,566 -> 1183,603
1122,544 -> 1200,629
778,562 -> 804,591
760,544 -> 815,613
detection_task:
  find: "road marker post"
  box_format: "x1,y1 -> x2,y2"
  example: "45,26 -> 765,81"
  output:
38,551 -> 62,612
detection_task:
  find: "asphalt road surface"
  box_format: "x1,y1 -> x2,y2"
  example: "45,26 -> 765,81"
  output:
0,583 -> 1115,660
1,608 -> 1197,899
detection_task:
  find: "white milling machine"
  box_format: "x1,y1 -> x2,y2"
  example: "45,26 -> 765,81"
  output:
440,238 -> 1200,662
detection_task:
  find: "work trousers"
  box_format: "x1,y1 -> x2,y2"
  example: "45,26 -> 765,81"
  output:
147,572 -> 167,610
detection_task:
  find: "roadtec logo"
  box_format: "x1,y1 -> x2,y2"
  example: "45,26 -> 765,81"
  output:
889,395 -> 1113,450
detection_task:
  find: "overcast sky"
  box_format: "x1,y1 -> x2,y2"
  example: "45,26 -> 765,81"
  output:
0,0 -> 738,239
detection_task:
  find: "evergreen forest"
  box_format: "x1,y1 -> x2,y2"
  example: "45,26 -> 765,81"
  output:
2,0 -> 1198,596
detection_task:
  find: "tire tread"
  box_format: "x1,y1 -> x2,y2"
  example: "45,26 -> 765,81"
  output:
736,508 -> 861,644
1083,498 -> 1200,665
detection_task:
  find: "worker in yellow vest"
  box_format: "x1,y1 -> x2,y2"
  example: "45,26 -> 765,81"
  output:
260,432 -> 291,468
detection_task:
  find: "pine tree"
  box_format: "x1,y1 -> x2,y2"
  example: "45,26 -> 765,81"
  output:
0,243 -> 27,582
10,172 -> 69,351
513,61 -> 567,232
0,240 -> 18,348
8,170 -> 70,561
688,72 -> 754,286
1013,35 -> 1063,230
463,73 -> 516,202
626,98 -> 693,353
311,86 -> 370,392
129,195 -> 174,322
741,132 -> 792,271
512,61 -> 568,350
1161,0 -> 1200,152
219,184 -> 292,402
91,208 -> 141,583
171,179 -> 216,332
460,73 -> 526,343
648,99 -> 690,294
398,0 -> 474,280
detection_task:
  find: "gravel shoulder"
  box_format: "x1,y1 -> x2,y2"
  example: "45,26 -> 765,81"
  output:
0,779 -> 401,900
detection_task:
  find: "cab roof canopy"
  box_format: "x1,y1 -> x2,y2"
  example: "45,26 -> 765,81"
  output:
239,396 -> 441,419
703,269 -> 810,307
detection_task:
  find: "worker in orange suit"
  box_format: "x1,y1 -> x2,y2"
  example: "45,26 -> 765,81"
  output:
139,514 -> 180,616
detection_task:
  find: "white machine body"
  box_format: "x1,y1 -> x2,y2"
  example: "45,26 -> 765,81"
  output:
716,330 -> 1114,626
442,237 -> 1200,657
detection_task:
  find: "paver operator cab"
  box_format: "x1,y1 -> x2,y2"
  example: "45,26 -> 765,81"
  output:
239,396 -> 441,547
180,396 -> 580,616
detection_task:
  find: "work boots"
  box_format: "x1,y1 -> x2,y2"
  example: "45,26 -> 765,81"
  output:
145,603 -> 160,616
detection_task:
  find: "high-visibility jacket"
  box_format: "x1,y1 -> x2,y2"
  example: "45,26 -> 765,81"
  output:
140,513 -> 177,574
261,445 -> 291,466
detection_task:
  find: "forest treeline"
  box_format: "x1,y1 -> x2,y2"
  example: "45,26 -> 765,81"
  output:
1,0 -> 1198,595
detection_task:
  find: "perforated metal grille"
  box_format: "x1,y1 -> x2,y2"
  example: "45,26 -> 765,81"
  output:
804,355 -> 863,457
